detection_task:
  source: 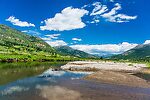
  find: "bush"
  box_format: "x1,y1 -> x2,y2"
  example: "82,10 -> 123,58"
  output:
128,63 -> 133,66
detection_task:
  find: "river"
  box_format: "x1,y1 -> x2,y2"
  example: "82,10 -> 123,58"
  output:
0,62 -> 150,100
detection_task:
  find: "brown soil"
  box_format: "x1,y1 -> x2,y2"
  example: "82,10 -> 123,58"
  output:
84,70 -> 150,88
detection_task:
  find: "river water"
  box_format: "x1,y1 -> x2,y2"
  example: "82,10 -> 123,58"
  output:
0,62 -> 150,100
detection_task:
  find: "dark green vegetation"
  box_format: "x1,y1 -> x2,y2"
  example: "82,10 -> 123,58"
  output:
0,24 -> 95,62
0,25 -> 55,53
55,46 -> 96,58
0,62 -> 66,85
0,24 -> 58,62
112,44 -> 150,62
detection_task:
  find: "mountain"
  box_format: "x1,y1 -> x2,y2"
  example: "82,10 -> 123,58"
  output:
55,46 -> 96,58
112,44 -> 150,61
0,24 -> 57,61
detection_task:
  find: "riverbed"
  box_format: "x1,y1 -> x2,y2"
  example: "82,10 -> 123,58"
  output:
0,62 -> 150,100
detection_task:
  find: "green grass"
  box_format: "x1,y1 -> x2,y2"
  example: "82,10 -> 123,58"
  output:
0,52 -> 83,62
0,45 -> 87,62
146,63 -> 150,68
0,61 -> 67,69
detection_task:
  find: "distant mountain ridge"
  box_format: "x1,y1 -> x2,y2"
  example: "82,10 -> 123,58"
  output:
0,24 -> 97,62
55,46 -> 96,58
112,43 -> 150,61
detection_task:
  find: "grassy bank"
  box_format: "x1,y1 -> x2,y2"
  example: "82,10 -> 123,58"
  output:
146,63 -> 150,68
0,53 -> 84,62
0,61 -> 67,69
101,58 -> 150,68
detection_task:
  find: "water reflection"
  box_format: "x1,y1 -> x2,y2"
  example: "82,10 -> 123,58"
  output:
38,69 -> 66,77
0,69 -> 91,100
1,86 -> 29,95
0,63 -> 150,100
36,85 -> 81,100
0,62 -> 66,85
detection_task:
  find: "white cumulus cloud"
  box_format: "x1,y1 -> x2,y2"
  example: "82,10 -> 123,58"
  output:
40,7 -> 89,31
41,34 -> 60,41
144,40 -> 150,44
45,34 -> 60,39
46,40 -> 67,47
72,38 -> 82,41
89,2 -> 137,23
101,3 -> 137,23
41,34 -> 65,47
22,30 -> 40,35
110,0 -> 114,2
70,42 -> 138,56
101,3 -> 121,18
90,2 -> 108,16
6,16 -> 35,27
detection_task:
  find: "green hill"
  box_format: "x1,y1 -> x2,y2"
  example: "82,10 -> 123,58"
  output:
0,24 -> 58,62
55,46 -> 96,58
112,44 -> 150,62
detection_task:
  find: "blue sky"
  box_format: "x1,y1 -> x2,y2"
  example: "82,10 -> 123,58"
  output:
0,0 -> 150,56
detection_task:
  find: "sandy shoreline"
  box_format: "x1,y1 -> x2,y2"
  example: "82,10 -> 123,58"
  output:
61,61 -> 150,88
61,61 -> 146,72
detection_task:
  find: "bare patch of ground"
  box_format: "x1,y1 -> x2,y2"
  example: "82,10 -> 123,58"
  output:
61,61 -> 146,72
61,61 -> 150,88
84,70 -> 150,88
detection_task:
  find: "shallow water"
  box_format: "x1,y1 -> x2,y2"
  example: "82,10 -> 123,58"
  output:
0,62 -> 66,85
0,62 -> 150,100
